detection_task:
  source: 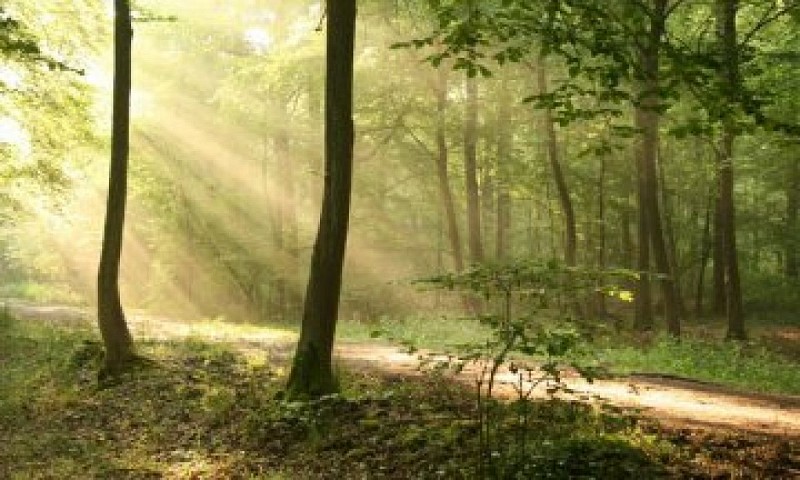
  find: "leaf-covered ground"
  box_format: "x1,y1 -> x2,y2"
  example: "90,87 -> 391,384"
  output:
1,316 -> 798,479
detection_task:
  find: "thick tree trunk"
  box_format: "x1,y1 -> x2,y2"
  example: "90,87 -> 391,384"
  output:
537,59 -> 576,266
719,132 -> 745,339
717,0 -> 746,340
634,1 -> 681,336
287,0 -> 356,397
97,0 -> 135,373
464,75 -> 484,264
434,68 -> 464,272
786,158 -> 799,278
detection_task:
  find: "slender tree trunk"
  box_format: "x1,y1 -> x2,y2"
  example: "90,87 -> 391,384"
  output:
640,78 -> 681,337
287,0 -> 356,397
537,58 -> 576,266
717,0 -> 746,340
97,0 -> 135,373
634,1 -> 681,336
496,79 -> 511,260
786,158 -> 799,278
696,196 -> 713,317
596,151 -> 607,316
434,68 -> 464,272
658,148 -> 687,317
464,75 -> 484,264
634,109 -> 654,331
712,192 -> 727,315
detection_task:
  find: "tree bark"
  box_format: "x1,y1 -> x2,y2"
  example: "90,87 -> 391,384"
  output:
537,58 -> 576,267
97,0 -> 135,373
717,0 -> 746,340
634,0 -> 681,336
696,196 -> 713,317
464,75 -> 484,264
287,0 -> 356,397
434,68 -> 464,272
712,192 -> 727,315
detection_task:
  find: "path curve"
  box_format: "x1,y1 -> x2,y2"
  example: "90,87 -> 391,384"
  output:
5,300 -> 799,437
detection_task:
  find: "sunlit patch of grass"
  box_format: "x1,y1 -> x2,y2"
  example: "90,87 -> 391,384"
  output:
337,314 -> 492,351
592,334 -> 800,395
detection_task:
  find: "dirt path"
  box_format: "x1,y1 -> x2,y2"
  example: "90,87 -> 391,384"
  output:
6,300 -> 800,438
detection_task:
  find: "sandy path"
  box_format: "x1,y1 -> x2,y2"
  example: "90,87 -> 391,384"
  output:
6,300 -> 800,437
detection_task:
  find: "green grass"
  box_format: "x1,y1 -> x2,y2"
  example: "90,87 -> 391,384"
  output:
592,334 -> 800,395
337,314 -> 493,351
336,313 -> 800,396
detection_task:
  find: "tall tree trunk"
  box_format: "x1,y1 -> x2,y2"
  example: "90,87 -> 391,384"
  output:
659,147 -> 688,317
634,109 -> 654,331
712,193 -> 727,315
537,58 -> 576,266
434,68 -> 464,272
464,75 -> 484,264
786,158 -> 799,279
635,1 -> 681,336
717,0 -> 746,340
97,0 -> 135,374
495,78 -> 511,260
596,151 -> 607,316
287,0 -> 356,397
696,196 -> 713,317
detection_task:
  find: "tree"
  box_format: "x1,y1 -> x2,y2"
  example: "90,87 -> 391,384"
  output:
537,56 -> 577,267
434,67 -> 465,271
97,0 -> 135,374
464,75 -> 484,264
286,0 -> 357,398
715,0 -> 745,340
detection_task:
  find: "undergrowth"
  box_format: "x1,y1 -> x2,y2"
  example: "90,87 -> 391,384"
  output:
1,313 -> 798,479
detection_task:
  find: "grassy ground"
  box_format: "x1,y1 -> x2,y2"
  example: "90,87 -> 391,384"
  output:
1,312 -> 798,479
338,313 -> 800,396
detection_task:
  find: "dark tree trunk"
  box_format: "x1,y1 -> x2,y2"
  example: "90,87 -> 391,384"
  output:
712,192 -> 727,315
464,75 -> 484,264
634,1 -> 681,336
434,68 -> 464,272
537,58 -> 576,266
696,196 -> 713,317
97,0 -> 135,374
717,0 -> 746,340
287,0 -> 356,398
658,148 -> 688,317
786,158 -> 799,278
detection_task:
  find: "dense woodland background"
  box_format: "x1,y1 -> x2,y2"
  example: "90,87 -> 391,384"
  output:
2,0 -> 798,334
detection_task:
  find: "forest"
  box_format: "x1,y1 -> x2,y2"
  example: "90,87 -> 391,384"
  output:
1,0 -> 799,478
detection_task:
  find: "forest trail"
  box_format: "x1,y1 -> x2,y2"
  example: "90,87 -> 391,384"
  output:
6,300 -> 800,439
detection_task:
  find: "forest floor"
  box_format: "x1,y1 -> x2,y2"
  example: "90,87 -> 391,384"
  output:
2,300 -> 800,478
